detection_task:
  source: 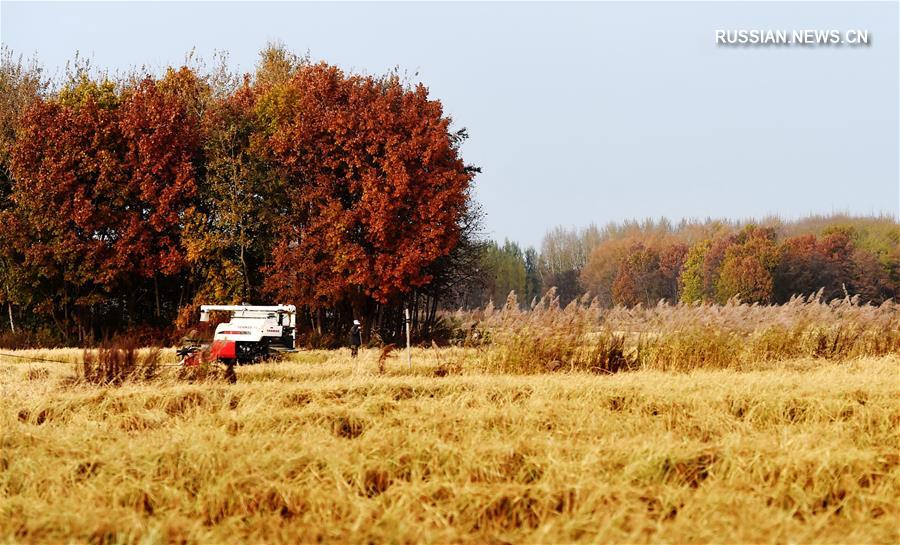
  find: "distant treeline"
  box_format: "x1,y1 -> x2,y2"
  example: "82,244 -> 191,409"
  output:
458,215 -> 899,309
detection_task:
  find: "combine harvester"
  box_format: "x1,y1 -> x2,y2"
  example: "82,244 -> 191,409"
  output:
178,305 -> 297,366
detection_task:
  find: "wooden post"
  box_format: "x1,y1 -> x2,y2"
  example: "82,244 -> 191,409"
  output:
405,307 -> 411,369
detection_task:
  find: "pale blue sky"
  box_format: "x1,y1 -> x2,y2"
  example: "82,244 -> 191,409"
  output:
1,1 -> 897,247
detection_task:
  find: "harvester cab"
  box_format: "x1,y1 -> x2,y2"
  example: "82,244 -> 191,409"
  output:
196,304 -> 297,365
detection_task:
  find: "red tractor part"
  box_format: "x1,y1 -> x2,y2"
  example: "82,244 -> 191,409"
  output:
198,304 -> 296,364
177,345 -> 208,367
210,339 -> 236,361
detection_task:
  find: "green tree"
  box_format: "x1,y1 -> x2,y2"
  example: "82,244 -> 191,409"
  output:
183,80 -> 275,306
679,239 -> 711,304
524,246 -> 541,306
482,240 -> 527,307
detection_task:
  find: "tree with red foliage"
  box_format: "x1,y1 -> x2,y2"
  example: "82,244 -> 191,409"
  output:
262,64 -> 475,327
9,72 -> 201,340
0,49 -> 46,332
818,227 -> 856,279
774,234 -> 830,302
612,243 -> 661,307
716,226 -> 780,304
659,243 -> 688,301
611,242 -> 686,307
743,226 -> 896,304
118,69 -> 203,315
848,248 -> 893,302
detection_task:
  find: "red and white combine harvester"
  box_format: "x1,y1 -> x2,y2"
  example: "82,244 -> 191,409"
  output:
178,304 -> 297,366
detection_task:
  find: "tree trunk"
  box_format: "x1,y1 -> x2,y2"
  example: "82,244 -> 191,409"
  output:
412,291 -> 419,338
3,283 -> 14,332
154,274 -> 161,319
240,242 -> 250,302
427,295 -> 438,334
349,288 -> 373,343
50,306 -> 66,341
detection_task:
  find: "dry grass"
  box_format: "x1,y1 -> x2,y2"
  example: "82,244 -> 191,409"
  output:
81,341 -> 162,385
1,341 -> 898,544
462,291 -> 900,373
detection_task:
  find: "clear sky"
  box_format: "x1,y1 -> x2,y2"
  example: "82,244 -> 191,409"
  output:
2,1 -> 898,248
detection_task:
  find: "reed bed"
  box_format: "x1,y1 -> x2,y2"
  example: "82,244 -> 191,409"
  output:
462,291 -> 900,373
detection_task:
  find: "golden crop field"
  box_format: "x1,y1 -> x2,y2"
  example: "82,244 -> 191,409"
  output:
2,343 -> 898,544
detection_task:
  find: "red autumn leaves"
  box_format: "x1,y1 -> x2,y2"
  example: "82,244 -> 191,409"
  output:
9,73 -> 200,303
265,66 -> 471,309
2,56 -> 475,339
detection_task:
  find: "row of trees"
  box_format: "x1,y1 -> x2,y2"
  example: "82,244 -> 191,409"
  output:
0,46 -> 479,345
463,216 -> 899,309
1,46 -> 895,347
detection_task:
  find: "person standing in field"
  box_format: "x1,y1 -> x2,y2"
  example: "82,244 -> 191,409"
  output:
349,319 -> 362,358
